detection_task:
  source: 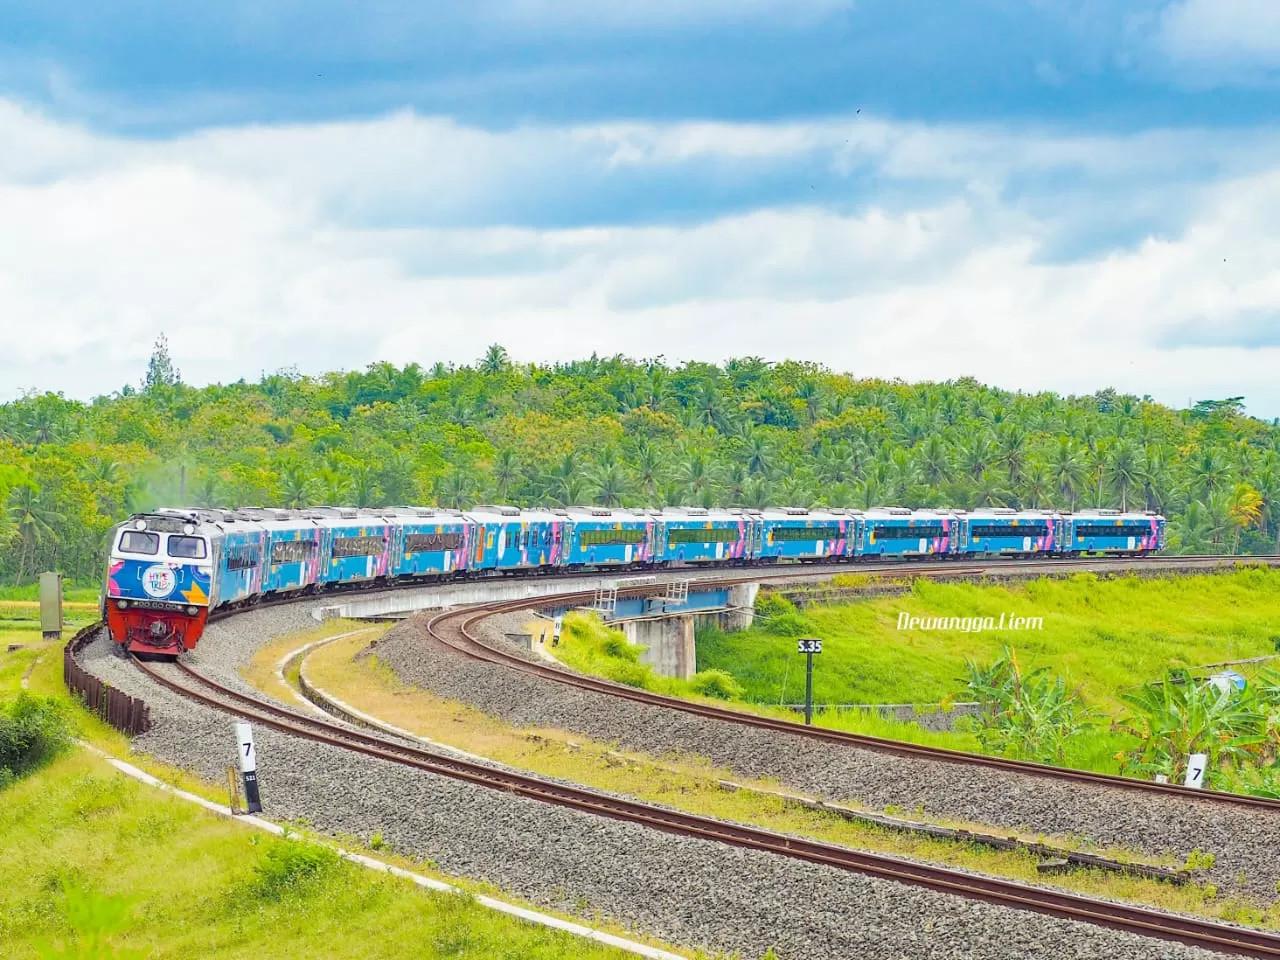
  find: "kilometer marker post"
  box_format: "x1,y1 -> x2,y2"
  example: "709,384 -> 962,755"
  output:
797,637 -> 822,725
234,721 -> 263,814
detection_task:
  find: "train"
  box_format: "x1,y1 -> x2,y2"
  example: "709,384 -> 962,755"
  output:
103,504 -> 1165,656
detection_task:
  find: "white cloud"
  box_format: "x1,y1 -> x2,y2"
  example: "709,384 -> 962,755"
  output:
1157,0 -> 1280,70
1,100 -> 1278,417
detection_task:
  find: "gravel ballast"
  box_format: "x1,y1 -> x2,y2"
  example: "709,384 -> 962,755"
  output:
77,613 -> 1232,960
373,610 -> 1280,902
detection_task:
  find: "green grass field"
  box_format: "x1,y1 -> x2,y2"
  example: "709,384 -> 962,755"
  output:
699,568 -> 1280,714
0,605 -> 655,960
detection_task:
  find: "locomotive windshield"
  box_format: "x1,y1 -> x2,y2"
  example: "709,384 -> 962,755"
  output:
118,530 -> 159,555
168,535 -> 207,559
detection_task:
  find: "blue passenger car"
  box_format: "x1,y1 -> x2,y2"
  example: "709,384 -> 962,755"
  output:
388,508 -> 470,577
466,507 -> 567,572
956,510 -> 1060,556
212,523 -> 267,605
1067,511 -> 1165,554
658,508 -> 752,564
757,509 -> 853,561
857,509 -> 952,558
317,512 -> 393,585
563,508 -> 656,567
257,513 -> 325,594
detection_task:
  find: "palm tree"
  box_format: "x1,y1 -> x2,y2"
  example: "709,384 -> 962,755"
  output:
630,441 -> 665,500
479,344 -> 511,374
1227,483 -> 1264,554
8,482 -> 62,579
1189,449 -> 1229,501
1047,438 -> 1086,511
957,434 -> 995,483
435,469 -> 479,509
886,448 -> 919,503
918,434 -> 951,487
678,448 -> 720,502
1105,441 -> 1144,511
351,464 -> 379,507
995,422 -> 1029,487
491,449 -> 520,503
280,465 -> 314,508
744,433 -> 773,476
588,462 -> 632,507
795,379 -> 824,425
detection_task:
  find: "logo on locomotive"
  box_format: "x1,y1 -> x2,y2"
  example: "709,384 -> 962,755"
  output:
141,564 -> 178,599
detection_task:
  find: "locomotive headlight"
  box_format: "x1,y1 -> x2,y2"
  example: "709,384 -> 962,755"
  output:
186,606 -> 198,616
116,599 -> 129,609
134,519 -> 147,531
183,523 -> 196,535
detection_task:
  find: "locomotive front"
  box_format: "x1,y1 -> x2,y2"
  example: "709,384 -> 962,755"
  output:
103,512 -> 213,656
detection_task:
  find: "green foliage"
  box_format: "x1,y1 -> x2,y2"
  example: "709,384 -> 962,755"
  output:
752,592 -> 817,637
0,693 -> 73,786
248,839 -> 341,901
5,353 -> 1280,583
688,669 -> 744,700
1118,667 -> 1280,793
962,646 -> 1095,764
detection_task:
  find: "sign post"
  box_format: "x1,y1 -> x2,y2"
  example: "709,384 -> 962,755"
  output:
39,572 -> 63,640
1184,752 -> 1208,790
552,613 -> 564,647
234,721 -> 263,814
796,637 -> 822,725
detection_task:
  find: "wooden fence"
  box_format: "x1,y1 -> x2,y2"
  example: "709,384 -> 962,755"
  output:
63,624 -> 152,735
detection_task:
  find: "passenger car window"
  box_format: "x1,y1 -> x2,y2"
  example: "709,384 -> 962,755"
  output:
168,535 -> 208,559
119,530 -> 160,555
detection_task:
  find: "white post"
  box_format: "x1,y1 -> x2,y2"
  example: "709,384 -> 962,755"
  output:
235,721 -> 263,813
1184,753 -> 1208,789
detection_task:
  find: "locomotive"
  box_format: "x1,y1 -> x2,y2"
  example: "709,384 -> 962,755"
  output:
103,504 -> 1165,656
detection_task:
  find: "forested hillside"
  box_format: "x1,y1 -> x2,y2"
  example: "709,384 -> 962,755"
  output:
3,340 -> 1278,582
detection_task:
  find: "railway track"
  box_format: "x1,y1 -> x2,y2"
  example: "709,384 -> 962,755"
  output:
423,578 -> 1280,814
131,651 -> 1280,958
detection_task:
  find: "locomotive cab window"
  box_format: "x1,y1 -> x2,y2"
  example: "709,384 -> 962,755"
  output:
168,535 -> 207,559
118,530 -> 160,555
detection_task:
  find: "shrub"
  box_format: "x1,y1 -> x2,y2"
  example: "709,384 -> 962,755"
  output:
603,660 -> 658,690
754,592 -> 796,620
250,839 -> 340,901
963,647 -> 1094,765
0,694 -> 73,786
689,669 -> 744,701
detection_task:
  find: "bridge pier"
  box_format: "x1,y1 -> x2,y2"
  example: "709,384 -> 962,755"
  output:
723,582 -> 758,631
624,616 -> 697,680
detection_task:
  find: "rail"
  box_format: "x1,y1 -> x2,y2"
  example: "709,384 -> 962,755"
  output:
131,637 -> 1280,958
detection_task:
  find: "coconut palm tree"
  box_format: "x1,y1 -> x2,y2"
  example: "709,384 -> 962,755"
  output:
588,461 -> 632,507
8,482 -> 62,579
1047,438 -> 1086,511
1105,441 -> 1144,512
917,434 -> 952,487
280,464 -> 315,508
479,344 -> 511,374
491,449 -> 520,503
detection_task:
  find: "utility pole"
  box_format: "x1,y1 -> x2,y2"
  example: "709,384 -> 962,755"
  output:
797,637 -> 822,725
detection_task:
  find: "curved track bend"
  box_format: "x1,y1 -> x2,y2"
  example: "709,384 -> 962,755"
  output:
133,647 -> 1280,959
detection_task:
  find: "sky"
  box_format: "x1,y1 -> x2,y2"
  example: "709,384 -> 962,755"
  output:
2,1 -> 1279,416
